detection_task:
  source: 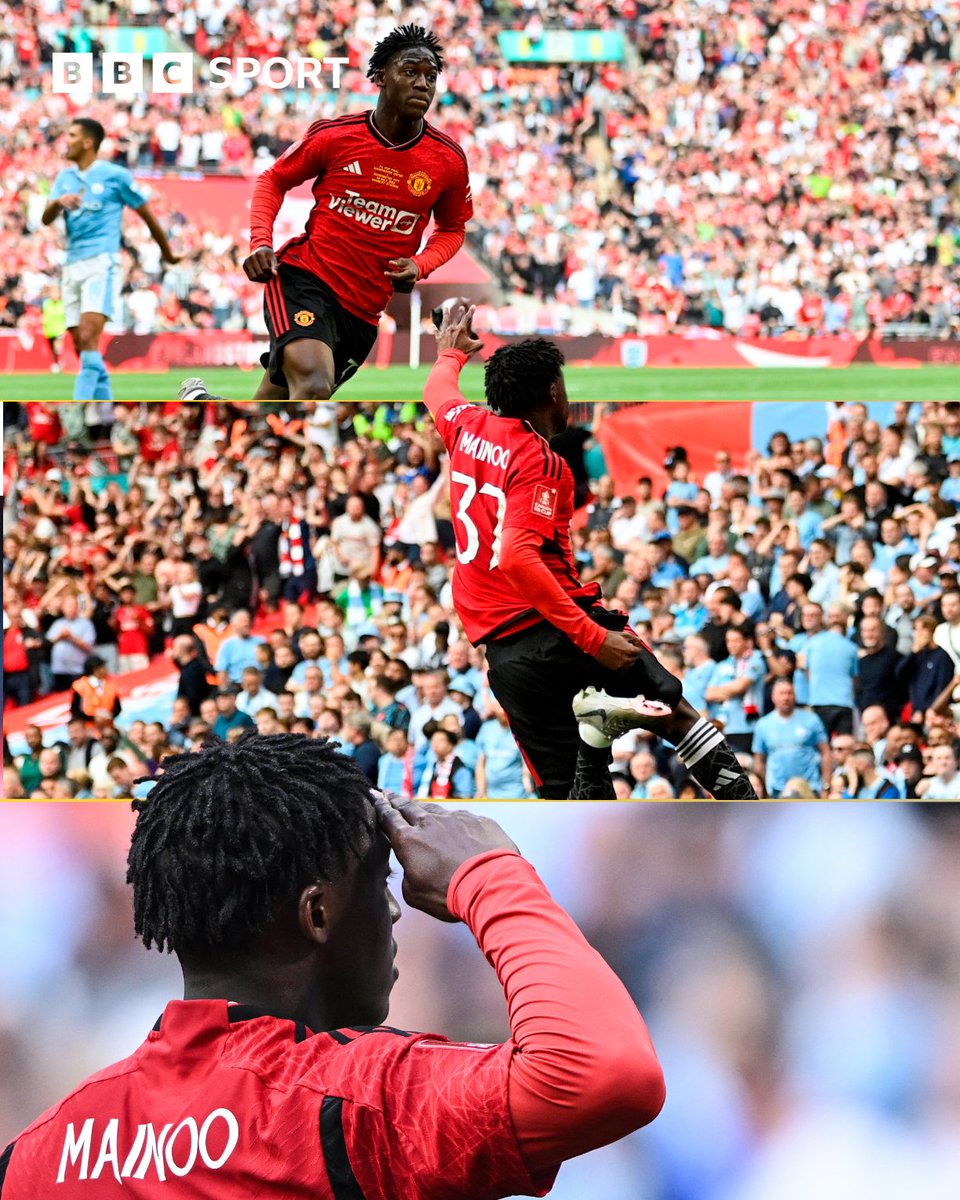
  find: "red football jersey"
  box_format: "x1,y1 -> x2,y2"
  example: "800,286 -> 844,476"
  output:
255,113 -> 472,324
0,1000 -> 546,1199
432,396 -> 599,645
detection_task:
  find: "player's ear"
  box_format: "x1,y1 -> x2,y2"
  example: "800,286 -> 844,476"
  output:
371,68 -> 385,89
297,883 -> 331,945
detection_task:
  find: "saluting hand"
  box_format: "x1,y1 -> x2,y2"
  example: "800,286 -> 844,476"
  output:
373,792 -> 518,923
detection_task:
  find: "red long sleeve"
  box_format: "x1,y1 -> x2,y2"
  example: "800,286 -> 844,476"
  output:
249,169 -> 287,251
422,346 -> 470,418
448,850 -> 666,1173
412,226 -> 465,280
499,526 -> 607,657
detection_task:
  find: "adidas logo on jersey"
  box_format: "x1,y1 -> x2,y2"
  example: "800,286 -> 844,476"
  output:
343,161 -> 362,174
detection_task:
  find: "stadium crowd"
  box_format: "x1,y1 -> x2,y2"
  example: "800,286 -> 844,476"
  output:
3,800 -> 959,1200
7,397 -> 960,800
2,0 -> 958,340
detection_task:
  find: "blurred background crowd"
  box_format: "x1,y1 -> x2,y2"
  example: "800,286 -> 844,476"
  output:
1,0 -> 958,339
2,800 -> 959,1200
8,398 -> 960,799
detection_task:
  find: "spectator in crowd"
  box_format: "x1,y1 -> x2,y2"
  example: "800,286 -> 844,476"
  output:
214,609 -> 266,685
62,715 -> 104,774
752,680 -> 830,799
856,615 -> 906,721
235,666 -> 279,717
705,626 -> 766,752
46,594 -> 96,692
417,722 -> 475,800
212,683 -> 256,740
475,700 -> 528,799
804,604 -> 860,735
902,614 -> 955,725
840,744 -> 901,800
113,583 -> 154,674
171,634 -> 214,716
376,727 -> 415,799
915,744 -> 960,800
69,655 -> 122,726
341,710 -> 380,785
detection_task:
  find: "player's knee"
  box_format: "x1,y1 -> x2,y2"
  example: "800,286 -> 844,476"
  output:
287,375 -> 333,401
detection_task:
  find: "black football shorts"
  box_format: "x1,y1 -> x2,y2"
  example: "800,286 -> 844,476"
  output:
485,606 -> 683,799
261,263 -> 378,392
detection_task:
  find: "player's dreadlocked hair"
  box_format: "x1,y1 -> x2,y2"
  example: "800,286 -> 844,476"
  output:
484,338 -> 566,417
366,25 -> 444,78
127,733 -> 375,958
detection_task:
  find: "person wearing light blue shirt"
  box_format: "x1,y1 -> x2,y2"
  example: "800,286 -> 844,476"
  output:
42,117 -> 179,401
752,680 -> 830,797
681,634 -> 716,715
476,710 -> 529,798
214,611 -> 267,684
804,614 -> 859,735
705,627 -> 767,749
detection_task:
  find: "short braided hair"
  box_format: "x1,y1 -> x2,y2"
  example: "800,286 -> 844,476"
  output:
127,733 -> 375,957
367,25 -> 444,78
484,339 -> 566,416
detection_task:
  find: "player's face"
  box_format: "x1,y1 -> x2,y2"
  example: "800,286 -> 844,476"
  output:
549,373 -> 570,434
321,832 -> 401,1025
65,124 -> 91,162
381,49 -> 438,118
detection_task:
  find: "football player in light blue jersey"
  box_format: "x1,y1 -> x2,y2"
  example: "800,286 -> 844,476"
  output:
42,118 -> 180,400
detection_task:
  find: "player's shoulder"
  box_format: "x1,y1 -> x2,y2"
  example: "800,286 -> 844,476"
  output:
422,120 -> 468,168
93,159 -> 131,179
288,1026 -> 458,1100
303,111 -> 369,141
13,1046 -> 145,1144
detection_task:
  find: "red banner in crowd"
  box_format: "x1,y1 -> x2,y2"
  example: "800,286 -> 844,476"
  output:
597,403 -> 753,496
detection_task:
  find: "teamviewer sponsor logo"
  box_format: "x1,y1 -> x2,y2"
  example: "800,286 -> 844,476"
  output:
328,189 -> 421,236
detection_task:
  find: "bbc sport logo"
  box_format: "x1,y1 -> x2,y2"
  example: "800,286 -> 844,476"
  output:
52,53 -> 349,95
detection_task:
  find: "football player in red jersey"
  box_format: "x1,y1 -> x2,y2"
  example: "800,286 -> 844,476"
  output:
0,735 -> 665,1198
180,25 -> 471,405
423,302 -> 758,799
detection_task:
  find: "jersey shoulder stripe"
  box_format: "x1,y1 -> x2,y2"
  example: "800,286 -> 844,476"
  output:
0,1140 -> 15,1196
320,1097 -> 363,1200
424,126 -> 469,167
301,113 -> 367,141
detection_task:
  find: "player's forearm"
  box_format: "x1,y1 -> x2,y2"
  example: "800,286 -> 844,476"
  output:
137,205 -> 174,259
41,200 -> 63,225
248,171 -> 286,252
449,850 -> 665,1170
500,527 -> 607,658
412,227 -> 464,280
423,347 -> 469,418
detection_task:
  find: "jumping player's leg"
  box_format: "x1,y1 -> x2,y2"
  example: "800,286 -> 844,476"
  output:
260,264 -> 377,400
572,685 -> 759,800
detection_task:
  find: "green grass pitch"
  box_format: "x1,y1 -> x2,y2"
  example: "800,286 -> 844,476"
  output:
3,364 -> 959,403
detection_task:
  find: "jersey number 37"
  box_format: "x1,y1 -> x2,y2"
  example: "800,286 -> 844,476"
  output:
451,472 -> 507,570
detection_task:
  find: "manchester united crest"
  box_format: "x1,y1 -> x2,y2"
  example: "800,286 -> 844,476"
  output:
294,310 -> 315,327
407,170 -> 432,197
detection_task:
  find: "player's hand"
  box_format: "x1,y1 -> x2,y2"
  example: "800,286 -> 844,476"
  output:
593,629 -> 645,671
436,301 -> 482,356
243,247 -> 279,282
58,193 -> 83,210
385,257 -> 419,293
373,792 -> 518,922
